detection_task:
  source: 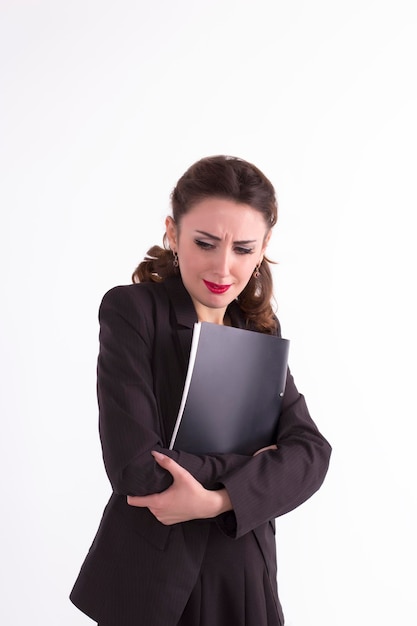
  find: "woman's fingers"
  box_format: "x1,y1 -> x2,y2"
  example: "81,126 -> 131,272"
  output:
253,444 -> 278,456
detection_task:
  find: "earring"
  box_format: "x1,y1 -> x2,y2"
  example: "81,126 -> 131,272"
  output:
253,261 -> 261,278
173,251 -> 179,268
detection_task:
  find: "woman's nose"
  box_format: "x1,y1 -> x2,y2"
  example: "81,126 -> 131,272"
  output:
213,250 -> 232,277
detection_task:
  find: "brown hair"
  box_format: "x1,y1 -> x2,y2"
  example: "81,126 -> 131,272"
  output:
132,155 -> 279,333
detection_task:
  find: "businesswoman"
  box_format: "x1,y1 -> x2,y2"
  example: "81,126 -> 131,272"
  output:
70,155 -> 332,626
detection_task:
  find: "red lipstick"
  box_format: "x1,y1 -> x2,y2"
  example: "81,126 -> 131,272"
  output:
203,280 -> 231,294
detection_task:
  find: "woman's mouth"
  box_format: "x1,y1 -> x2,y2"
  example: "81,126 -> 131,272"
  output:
203,280 -> 232,294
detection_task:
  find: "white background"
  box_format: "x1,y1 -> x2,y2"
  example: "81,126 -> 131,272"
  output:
1,1 -> 416,624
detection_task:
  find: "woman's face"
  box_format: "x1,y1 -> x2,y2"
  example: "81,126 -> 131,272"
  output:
165,197 -> 271,324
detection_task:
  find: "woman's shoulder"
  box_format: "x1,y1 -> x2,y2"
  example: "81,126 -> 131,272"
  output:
99,280 -> 169,316
101,280 -> 162,300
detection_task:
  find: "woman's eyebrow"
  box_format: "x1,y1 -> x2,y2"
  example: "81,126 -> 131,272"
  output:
195,230 -> 257,245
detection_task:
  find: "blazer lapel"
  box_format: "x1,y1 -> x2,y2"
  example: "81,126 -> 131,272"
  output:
163,276 -> 198,367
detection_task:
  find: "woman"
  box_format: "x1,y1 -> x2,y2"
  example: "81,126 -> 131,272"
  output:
70,155 -> 332,626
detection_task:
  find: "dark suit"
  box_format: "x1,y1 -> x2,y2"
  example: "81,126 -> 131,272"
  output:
70,276 -> 331,625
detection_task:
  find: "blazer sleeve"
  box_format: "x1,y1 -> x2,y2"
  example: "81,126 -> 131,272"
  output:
211,368 -> 332,538
97,285 -> 172,495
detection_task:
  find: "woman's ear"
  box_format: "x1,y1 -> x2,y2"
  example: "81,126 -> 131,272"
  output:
261,229 -> 272,256
165,216 -> 178,251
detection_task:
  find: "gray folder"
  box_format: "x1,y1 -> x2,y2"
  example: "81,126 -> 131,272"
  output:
169,322 -> 290,455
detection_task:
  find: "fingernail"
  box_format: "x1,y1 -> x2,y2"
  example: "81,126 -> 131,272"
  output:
151,450 -> 164,459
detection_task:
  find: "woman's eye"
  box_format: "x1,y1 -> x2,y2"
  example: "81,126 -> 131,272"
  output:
195,239 -> 214,250
234,246 -> 253,255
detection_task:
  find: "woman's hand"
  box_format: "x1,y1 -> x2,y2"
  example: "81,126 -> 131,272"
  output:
253,444 -> 278,456
127,451 -> 232,525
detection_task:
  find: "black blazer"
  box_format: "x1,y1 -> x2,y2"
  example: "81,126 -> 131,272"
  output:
70,276 -> 331,625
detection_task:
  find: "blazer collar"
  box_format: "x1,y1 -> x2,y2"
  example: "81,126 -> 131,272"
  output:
163,275 -> 198,328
